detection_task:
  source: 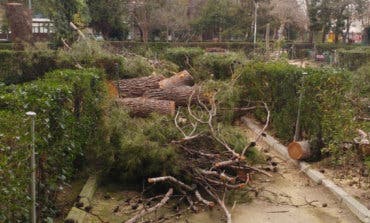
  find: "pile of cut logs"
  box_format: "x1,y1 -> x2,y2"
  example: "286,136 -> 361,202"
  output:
115,70 -> 204,117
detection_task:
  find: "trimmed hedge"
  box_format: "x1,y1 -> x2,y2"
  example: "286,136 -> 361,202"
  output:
0,50 -> 58,84
193,52 -> 246,80
0,42 -> 13,50
237,61 -> 356,160
337,47 -> 370,70
0,69 -> 108,221
106,41 -> 256,53
164,47 -> 204,69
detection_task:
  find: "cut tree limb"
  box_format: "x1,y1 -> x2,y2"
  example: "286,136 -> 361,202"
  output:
116,75 -> 165,97
70,22 -> 86,39
159,70 -> 195,89
148,176 -> 193,191
125,188 -> 173,223
195,190 -> 215,207
116,98 -> 175,117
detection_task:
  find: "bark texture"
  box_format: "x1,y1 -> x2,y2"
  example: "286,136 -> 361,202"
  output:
116,98 -> 176,117
143,86 -> 204,106
116,75 -> 165,97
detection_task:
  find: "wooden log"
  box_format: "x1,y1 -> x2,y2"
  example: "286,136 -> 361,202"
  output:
143,86 -> 205,106
116,75 -> 165,97
288,141 -> 311,160
116,98 -> 175,117
159,70 -> 194,89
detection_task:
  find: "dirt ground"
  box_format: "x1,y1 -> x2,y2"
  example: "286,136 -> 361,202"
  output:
82,125 -> 363,223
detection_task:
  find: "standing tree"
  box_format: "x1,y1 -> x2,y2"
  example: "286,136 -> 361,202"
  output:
86,0 -> 129,40
269,0 -> 309,41
4,2 -> 32,47
35,0 -> 82,40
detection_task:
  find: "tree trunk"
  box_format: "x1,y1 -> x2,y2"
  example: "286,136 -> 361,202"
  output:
116,75 -> 165,97
5,3 -> 32,47
116,98 -> 176,117
143,86 -> 205,106
159,70 -> 194,89
278,23 -> 285,41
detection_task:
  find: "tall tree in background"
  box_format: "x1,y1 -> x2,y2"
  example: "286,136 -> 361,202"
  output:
87,0 -> 128,40
35,0 -> 83,40
269,0 -> 308,41
151,0 -> 190,41
131,0 -> 164,43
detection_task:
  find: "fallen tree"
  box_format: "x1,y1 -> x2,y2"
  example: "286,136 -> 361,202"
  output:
116,98 -> 176,117
116,75 -> 165,97
120,91 -> 270,223
143,86 -> 205,106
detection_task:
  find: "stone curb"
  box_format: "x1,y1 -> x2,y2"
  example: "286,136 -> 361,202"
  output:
241,117 -> 370,223
65,176 -> 98,223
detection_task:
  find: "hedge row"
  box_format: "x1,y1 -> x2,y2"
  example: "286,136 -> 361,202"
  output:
0,48 -> 179,85
236,61 -> 357,161
106,41 -> 256,53
163,47 -> 246,80
0,69 -> 108,221
337,47 -> 370,70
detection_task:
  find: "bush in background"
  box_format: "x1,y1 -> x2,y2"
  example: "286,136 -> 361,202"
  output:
164,47 -> 204,69
337,47 -> 370,70
193,52 -> 246,80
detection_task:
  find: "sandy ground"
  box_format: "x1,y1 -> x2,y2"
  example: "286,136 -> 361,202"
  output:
83,126 -> 362,223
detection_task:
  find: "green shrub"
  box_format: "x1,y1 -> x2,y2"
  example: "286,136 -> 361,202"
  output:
193,52 -> 246,80
0,69 -> 108,221
164,47 -> 204,69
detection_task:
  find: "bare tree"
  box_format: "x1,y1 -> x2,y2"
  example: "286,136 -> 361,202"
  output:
269,0 -> 309,40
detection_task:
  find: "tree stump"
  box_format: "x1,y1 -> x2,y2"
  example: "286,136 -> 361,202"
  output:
116,98 -> 176,117
288,141 -> 311,160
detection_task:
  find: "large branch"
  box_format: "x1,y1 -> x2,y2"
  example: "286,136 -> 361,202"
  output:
148,176 -> 193,191
125,188 -> 173,223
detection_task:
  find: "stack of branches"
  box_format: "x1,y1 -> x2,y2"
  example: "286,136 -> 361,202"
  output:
124,90 -> 271,223
115,70 -> 207,117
